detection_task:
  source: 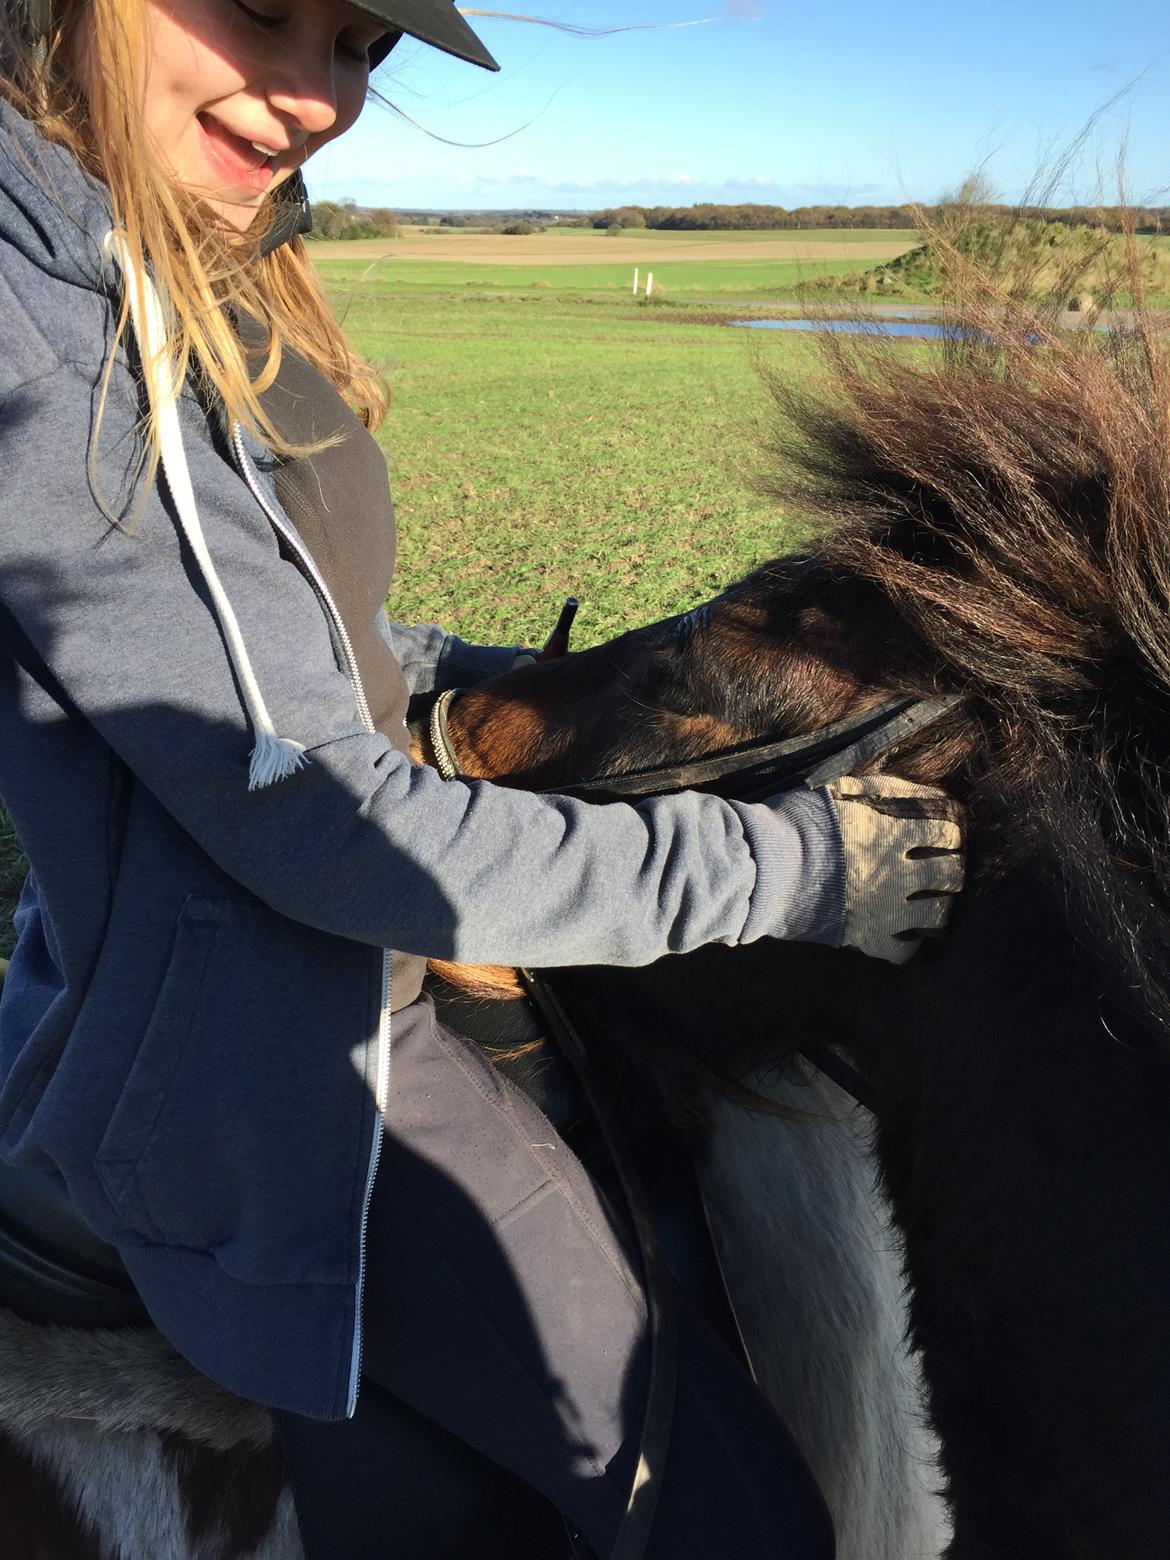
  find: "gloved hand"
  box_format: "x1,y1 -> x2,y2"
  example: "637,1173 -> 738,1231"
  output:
824,773 -> 965,964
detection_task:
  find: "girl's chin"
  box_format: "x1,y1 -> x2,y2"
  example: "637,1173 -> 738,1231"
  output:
172,162 -> 300,232
206,194 -> 270,232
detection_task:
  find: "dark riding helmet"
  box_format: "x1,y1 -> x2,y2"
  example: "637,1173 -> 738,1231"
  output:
365,3 -> 498,71
19,0 -> 498,71
260,3 -> 498,250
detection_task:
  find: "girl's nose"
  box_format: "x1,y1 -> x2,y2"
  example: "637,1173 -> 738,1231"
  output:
266,59 -> 339,137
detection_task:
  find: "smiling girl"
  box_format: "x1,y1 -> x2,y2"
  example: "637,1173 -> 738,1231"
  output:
0,2 -> 962,1555
143,0 -> 383,219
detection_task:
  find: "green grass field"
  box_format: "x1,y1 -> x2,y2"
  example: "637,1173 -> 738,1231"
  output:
310,229 -> 920,304
320,253 -> 874,298
323,266 -> 825,651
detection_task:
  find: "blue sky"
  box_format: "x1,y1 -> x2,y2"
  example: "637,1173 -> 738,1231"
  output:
307,2 -> 1170,211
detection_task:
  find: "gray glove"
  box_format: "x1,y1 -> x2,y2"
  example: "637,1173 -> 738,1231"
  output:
825,774 -> 965,964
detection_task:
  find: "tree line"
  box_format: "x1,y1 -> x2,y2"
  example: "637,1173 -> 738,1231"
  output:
586,202 -> 1170,234
305,198 -> 1170,241
307,204 -> 562,238
310,199 -> 398,240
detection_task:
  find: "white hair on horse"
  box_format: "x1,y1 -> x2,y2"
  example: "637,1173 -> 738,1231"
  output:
700,1071 -> 949,1560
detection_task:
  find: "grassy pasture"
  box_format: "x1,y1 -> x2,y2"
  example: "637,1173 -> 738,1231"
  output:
320,253 -> 882,299
313,235 -> 906,654
311,227 -> 921,263
323,264 -> 827,653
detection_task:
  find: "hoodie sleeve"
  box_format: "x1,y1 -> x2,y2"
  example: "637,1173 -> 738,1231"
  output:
376,615 -> 518,696
0,354 -> 843,969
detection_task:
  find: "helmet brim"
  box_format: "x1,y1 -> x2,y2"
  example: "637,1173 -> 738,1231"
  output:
359,3 -> 499,71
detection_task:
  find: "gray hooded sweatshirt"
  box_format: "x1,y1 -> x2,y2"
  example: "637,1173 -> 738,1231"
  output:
0,101 -> 843,1419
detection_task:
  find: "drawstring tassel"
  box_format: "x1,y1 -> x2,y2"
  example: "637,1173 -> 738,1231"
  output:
104,229 -> 308,791
248,729 -> 308,791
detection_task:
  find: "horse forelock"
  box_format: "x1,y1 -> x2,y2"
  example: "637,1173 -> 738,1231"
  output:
764,320 -> 1170,721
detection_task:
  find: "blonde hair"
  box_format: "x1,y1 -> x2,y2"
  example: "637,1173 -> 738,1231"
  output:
1,0 -> 388,503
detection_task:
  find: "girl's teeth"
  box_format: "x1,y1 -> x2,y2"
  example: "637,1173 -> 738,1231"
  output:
250,142 -> 276,157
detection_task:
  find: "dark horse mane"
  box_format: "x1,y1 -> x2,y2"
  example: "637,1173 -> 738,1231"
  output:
670,277 -> 1170,1057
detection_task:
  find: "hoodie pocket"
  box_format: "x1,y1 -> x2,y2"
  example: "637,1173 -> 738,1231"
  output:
94,893 -> 375,1284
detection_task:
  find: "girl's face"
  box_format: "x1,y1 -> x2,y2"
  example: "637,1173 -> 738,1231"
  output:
141,0 -> 388,230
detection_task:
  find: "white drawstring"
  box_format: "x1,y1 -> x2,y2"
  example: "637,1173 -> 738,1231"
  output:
104,230 -> 307,791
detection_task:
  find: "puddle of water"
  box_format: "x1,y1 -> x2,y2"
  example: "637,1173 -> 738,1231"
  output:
732,318 -> 959,339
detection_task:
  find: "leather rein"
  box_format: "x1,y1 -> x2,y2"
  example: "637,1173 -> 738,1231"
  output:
424,684 -> 963,1560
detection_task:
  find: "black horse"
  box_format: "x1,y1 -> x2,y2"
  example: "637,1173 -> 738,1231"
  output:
436,308 -> 1170,1559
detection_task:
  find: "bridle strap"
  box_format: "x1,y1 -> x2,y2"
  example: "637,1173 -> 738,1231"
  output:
548,693 -> 964,803
427,688 -> 965,803
800,694 -> 964,790
799,1044 -> 880,1115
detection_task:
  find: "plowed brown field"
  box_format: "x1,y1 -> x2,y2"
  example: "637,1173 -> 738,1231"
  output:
308,231 -> 917,266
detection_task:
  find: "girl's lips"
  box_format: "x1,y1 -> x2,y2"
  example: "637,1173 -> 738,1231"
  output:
196,112 -> 277,193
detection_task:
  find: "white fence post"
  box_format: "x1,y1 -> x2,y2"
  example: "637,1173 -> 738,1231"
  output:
633,267 -> 640,296
646,272 -> 654,299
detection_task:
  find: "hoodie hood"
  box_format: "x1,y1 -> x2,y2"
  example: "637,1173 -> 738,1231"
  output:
1,100 -> 309,789
0,100 -> 114,294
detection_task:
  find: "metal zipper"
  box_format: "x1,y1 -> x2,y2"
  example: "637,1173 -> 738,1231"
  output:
229,424 -> 375,733
230,422 -> 390,1417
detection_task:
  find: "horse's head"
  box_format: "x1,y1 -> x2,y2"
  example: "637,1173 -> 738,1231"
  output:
445,554 -> 977,799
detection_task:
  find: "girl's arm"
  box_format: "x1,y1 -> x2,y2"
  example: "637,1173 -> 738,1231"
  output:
375,614 -> 518,697
3,352 -> 842,971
